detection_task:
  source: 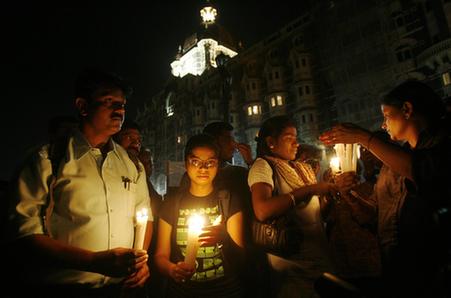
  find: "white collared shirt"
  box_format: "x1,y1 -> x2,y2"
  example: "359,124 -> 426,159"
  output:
10,130 -> 152,286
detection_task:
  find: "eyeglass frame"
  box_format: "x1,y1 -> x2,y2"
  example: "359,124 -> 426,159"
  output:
187,157 -> 219,169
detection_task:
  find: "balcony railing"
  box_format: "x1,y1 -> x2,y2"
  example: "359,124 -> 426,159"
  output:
417,38 -> 451,66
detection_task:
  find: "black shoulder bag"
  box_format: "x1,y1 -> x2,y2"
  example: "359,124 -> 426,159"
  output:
251,158 -> 301,258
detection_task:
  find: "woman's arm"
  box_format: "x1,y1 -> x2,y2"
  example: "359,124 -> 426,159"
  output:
250,182 -> 294,221
226,211 -> 244,248
154,218 -> 194,282
320,123 -> 413,180
251,182 -> 335,221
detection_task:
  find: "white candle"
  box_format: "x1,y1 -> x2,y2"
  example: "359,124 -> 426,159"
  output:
134,208 -> 148,250
185,214 -> 205,269
330,156 -> 340,174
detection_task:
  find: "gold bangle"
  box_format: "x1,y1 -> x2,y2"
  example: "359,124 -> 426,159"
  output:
287,192 -> 296,207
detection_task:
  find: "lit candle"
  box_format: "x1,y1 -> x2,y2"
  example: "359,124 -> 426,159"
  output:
330,156 -> 340,174
134,208 -> 148,250
185,214 -> 205,269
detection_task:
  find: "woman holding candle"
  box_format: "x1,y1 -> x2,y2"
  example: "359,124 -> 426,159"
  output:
154,134 -> 245,298
320,80 -> 450,297
248,115 -> 341,298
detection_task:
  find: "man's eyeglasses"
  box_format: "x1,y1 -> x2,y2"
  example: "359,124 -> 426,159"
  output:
188,158 -> 218,169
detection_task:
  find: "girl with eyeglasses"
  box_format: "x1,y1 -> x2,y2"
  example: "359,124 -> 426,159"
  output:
154,134 -> 245,298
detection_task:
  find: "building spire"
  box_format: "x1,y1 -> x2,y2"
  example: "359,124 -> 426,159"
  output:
200,0 -> 217,28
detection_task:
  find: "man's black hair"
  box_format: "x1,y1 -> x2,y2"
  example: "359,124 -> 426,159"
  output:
120,120 -> 141,132
74,68 -> 133,102
203,122 -> 234,138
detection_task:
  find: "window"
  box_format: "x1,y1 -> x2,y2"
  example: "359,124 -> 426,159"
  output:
275,71 -> 279,79
252,105 -> 259,115
166,105 -> 174,117
252,82 -> 256,90
396,48 -> 413,62
301,58 -> 306,66
271,97 -> 276,107
404,50 -> 411,60
302,115 -> 306,124
442,72 -> 451,86
305,85 -> 311,94
177,136 -> 182,144
276,95 -> 283,106
309,114 -> 314,122
248,104 -> 261,116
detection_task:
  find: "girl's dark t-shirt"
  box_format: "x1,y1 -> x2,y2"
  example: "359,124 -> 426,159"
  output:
159,189 -> 243,297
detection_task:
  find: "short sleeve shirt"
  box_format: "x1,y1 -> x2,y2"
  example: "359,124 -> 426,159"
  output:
9,130 -> 152,286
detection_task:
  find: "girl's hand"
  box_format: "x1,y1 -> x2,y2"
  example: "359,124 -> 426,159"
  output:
198,224 -> 226,247
169,261 -> 195,283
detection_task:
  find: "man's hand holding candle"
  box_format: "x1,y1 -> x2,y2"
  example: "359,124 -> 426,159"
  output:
123,249 -> 150,288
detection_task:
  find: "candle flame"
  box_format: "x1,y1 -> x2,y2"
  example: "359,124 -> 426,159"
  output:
187,214 -> 205,234
136,208 -> 148,224
330,156 -> 340,173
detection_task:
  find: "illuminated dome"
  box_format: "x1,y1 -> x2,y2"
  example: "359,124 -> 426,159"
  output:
171,3 -> 238,78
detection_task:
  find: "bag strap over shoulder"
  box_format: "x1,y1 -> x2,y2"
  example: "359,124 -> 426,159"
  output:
260,157 -> 279,196
217,189 -> 231,221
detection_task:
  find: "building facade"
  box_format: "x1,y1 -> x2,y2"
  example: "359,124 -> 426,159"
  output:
136,0 -> 451,193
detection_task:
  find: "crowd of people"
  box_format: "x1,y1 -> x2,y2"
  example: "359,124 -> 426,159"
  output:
1,69 -> 450,298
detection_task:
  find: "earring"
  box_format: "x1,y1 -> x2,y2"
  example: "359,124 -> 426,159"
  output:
269,145 -> 274,149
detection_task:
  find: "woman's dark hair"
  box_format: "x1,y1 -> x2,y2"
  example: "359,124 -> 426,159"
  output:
381,80 -> 445,128
184,133 -> 220,161
75,68 -> 133,102
255,115 -> 297,158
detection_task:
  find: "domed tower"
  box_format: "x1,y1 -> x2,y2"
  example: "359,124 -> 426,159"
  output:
170,1 -> 238,77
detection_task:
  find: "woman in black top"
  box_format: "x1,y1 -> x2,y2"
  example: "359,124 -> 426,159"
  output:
320,80 -> 450,297
154,134 -> 245,298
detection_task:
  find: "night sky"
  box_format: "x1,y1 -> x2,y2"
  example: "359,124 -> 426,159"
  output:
3,1 -> 305,181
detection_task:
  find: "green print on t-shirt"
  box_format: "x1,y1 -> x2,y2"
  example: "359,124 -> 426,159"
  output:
176,205 -> 225,281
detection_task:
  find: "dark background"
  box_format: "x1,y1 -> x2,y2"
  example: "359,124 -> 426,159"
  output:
2,1 -> 305,180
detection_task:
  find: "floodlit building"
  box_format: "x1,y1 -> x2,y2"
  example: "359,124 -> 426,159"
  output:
136,0 -> 451,194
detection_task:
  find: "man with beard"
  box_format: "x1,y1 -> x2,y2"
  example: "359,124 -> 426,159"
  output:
6,69 -> 152,297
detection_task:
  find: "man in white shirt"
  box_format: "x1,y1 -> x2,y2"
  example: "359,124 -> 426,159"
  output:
7,69 -> 153,297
